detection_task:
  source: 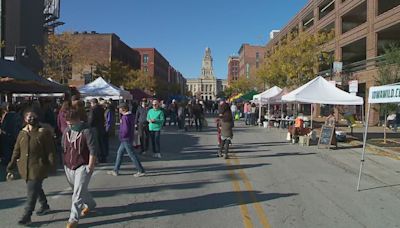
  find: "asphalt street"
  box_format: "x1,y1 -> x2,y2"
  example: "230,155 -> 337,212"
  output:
1,119 -> 400,228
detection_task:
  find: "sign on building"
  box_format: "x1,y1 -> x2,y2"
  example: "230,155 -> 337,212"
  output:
368,84 -> 400,104
44,0 -> 60,20
349,80 -> 358,93
333,61 -> 343,73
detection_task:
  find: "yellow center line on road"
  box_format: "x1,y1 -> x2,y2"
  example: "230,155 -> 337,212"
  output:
226,158 -> 254,228
231,154 -> 272,228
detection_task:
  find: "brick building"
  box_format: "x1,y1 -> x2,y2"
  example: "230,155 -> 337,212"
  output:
68,32 -> 141,87
227,55 -> 239,85
238,44 -> 265,81
135,48 -> 186,97
265,0 -> 400,124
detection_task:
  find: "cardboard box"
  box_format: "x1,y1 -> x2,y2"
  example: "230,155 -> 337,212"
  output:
299,135 -> 310,146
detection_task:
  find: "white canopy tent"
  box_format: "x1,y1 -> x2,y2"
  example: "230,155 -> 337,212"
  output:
253,86 -> 283,127
79,77 -> 133,100
282,76 -> 364,128
357,83 -> 400,191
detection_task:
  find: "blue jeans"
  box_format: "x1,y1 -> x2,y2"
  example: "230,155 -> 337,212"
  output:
150,131 -> 161,154
114,141 -> 145,173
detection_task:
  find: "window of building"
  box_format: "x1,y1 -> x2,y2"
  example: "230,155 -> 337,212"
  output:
256,62 -> 259,68
378,0 -> 400,15
319,0 -> 335,20
302,11 -> 314,31
143,54 -> 149,64
341,1 -> 367,34
143,66 -> 148,73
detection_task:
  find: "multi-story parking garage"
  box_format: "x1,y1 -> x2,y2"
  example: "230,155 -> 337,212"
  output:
266,0 -> 400,124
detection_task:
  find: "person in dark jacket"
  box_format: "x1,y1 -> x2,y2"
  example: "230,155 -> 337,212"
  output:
135,99 -> 149,154
218,102 -> 234,159
192,99 -> 204,131
7,109 -> 56,226
88,98 -> 107,162
107,103 -> 145,177
1,103 -> 22,165
62,108 -> 98,228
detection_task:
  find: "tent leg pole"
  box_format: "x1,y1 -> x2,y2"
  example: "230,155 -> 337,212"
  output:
361,104 -> 365,126
357,103 -> 371,191
267,103 -> 270,130
280,101 -> 284,128
259,101 -> 262,127
311,104 -> 313,129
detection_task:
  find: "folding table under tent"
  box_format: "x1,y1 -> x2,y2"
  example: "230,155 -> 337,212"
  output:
281,76 -> 364,128
253,86 -> 283,127
357,83 -> 400,191
79,77 -> 133,100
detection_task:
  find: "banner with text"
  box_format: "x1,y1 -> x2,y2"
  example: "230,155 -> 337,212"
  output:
368,84 -> 400,104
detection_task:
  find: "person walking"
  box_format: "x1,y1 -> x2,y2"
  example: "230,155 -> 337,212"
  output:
243,102 -> 251,125
1,102 -> 22,165
192,100 -> 204,132
62,109 -> 98,228
168,99 -> 178,126
177,102 -> 186,130
88,98 -> 107,163
135,99 -> 149,154
104,102 -> 115,155
108,103 -> 145,177
230,103 -> 238,121
6,109 -> 56,226
218,102 -> 234,159
147,100 -> 165,158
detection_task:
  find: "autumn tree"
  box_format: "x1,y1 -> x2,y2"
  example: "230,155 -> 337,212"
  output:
375,43 -> 400,143
36,32 -> 83,84
228,77 -> 258,95
257,31 -> 334,88
124,69 -> 156,92
94,60 -> 131,86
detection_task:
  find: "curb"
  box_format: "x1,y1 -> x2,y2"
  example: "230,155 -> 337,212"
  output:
347,140 -> 400,160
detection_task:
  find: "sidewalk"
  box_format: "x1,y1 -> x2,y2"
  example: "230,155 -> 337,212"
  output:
259,125 -> 400,192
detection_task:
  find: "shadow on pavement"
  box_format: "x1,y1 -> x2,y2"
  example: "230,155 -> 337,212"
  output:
145,163 -> 270,177
78,191 -> 298,227
233,151 -> 316,158
90,180 -> 218,198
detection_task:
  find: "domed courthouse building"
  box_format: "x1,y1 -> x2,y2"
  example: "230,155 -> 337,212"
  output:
187,48 -> 227,101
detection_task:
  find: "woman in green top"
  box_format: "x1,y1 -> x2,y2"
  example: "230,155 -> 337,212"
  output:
147,100 -> 165,158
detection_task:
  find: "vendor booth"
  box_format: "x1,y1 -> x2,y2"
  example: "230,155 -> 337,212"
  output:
282,76 -> 364,128
0,59 -> 68,94
253,86 -> 283,126
357,83 -> 400,191
79,77 -> 133,100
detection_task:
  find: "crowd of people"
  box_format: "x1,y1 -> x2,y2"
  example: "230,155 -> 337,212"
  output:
0,94 -> 239,227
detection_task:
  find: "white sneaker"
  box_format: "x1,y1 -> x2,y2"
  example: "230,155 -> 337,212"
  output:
153,153 -> 162,158
106,170 -> 118,176
133,172 -> 145,177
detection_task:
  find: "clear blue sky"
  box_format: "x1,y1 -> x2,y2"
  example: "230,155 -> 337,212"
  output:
60,0 -> 308,79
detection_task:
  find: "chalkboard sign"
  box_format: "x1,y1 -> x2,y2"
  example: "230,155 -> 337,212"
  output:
318,125 -> 335,149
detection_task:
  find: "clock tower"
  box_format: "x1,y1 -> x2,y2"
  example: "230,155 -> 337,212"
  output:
201,47 -> 215,79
